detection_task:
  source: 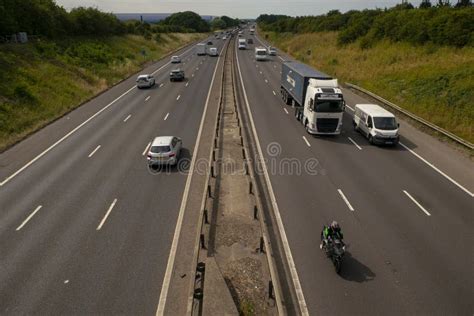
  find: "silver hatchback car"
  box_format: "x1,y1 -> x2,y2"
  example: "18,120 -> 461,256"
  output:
147,136 -> 182,166
136,74 -> 155,89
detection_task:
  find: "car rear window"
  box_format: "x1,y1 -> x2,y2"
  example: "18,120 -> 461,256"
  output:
150,145 -> 171,153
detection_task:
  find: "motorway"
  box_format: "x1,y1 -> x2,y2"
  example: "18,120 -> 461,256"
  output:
0,37 -> 225,314
0,28 -> 473,315
235,30 -> 473,315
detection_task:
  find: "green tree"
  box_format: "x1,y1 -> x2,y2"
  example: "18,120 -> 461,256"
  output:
210,18 -> 226,30
161,11 -> 210,32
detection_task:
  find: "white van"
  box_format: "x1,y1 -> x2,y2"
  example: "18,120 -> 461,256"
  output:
238,38 -> 246,50
208,47 -> 218,56
255,47 -> 268,61
353,104 -> 400,145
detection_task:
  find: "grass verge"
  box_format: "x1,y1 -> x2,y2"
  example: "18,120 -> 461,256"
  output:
0,33 -> 206,151
262,31 -> 474,144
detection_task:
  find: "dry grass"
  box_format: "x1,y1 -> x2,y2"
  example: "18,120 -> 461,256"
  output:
264,31 -> 474,143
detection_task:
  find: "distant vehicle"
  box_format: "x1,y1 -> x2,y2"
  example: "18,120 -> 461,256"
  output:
207,41 -> 213,45
208,47 -> 218,57
247,38 -> 253,44
171,55 -> 181,63
136,74 -> 155,89
222,36 -> 227,40
268,46 -> 277,56
169,69 -> 185,82
196,43 -> 206,56
238,34 -> 242,37
238,38 -> 247,50
281,61 -> 345,135
250,27 -> 255,35
238,30 -> 243,34
147,136 -> 182,166
255,47 -> 268,61
353,104 -> 400,145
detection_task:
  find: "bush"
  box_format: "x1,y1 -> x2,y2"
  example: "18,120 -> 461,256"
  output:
13,84 -> 37,104
258,6 -> 474,48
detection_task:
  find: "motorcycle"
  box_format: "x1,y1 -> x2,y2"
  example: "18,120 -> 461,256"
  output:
321,227 -> 346,274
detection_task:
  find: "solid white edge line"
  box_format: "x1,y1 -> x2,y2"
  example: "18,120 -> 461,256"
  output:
284,108 -> 289,114
399,143 -> 473,197
235,41 -> 309,316
302,136 -> 311,147
123,114 -> 131,122
145,96 -> 151,102
16,205 -> 42,231
0,45 -> 198,187
403,190 -> 431,216
164,113 -> 169,121
156,43 -> 222,316
348,137 -> 362,150
142,142 -> 151,156
96,198 -> 117,230
337,189 -> 355,211
88,145 -> 101,158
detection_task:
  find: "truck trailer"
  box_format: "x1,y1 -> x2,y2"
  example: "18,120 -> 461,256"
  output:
281,61 -> 345,135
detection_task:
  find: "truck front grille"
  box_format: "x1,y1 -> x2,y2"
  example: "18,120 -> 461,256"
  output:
316,118 -> 339,133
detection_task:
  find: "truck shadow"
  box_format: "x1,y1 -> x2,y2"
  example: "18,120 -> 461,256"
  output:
339,251 -> 376,283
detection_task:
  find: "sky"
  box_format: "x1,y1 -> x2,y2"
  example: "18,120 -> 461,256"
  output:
56,0 -> 423,19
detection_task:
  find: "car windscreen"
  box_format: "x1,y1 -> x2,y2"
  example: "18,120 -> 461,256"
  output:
373,117 -> 397,130
256,51 -> 266,55
137,78 -> 148,82
150,145 -> 171,153
314,100 -> 344,113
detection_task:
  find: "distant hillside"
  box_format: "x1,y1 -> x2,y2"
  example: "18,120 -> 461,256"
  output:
115,13 -> 215,23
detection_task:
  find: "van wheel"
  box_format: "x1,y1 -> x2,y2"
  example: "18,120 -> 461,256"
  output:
368,135 -> 374,145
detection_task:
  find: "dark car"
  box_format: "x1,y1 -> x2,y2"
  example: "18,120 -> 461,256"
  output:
247,38 -> 253,44
170,69 -> 185,82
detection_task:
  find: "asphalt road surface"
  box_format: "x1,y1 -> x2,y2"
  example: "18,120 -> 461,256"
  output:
0,37 -> 225,314
235,30 -> 473,315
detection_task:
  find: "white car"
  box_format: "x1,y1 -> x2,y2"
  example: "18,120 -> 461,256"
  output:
136,74 -> 155,89
222,36 -> 227,40
171,55 -> 181,63
147,136 -> 182,166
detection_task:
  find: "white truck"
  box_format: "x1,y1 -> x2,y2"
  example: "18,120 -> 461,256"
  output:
196,43 -> 206,56
281,61 -> 345,135
238,38 -> 247,50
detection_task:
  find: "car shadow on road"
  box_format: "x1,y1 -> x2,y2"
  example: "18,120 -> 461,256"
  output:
339,251 -> 376,282
148,148 -> 192,175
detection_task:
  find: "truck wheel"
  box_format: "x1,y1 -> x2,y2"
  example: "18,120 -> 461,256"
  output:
353,120 -> 358,132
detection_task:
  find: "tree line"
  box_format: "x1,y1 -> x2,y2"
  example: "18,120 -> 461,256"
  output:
257,3 -> 474,47
0,0 -> 239,38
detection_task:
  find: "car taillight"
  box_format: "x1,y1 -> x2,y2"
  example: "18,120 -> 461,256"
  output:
147,154 -> 152,160
169,153 -> 176,157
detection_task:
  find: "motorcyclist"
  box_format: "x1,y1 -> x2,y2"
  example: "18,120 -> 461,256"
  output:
320,221 -> 344,249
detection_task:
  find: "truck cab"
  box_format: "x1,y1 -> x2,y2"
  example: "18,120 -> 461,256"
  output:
300,79 -> 345,134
